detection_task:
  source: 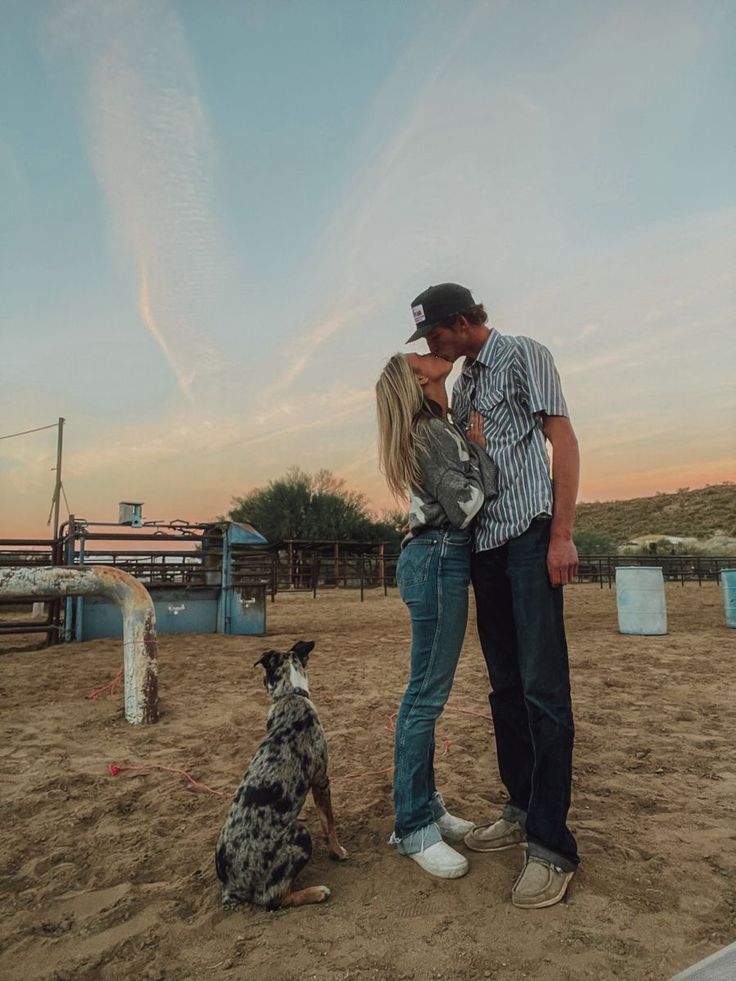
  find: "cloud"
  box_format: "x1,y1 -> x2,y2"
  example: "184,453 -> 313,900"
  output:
44,0 -> 232,399
6,1 -> 732,535
270,307 -> 371,391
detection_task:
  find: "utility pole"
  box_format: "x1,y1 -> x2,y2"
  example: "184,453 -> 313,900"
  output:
51,417 -> 65,542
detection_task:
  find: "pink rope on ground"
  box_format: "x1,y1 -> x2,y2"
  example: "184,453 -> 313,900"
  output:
444,705 -> 493,722
107,763 -> 230,798
103,705 -> 490,796
339,739 -> 451,783
88,669 -> 124,700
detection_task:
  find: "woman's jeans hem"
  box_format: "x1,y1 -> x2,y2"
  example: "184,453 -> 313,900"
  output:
393,821 -> 443,856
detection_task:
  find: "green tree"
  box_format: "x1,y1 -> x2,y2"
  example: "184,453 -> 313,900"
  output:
228,468 -> 400,544
573,529 -> 615,555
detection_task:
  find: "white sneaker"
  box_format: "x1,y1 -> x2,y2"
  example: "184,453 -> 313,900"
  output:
407,840 -> 469,879
436,810 -> 476,842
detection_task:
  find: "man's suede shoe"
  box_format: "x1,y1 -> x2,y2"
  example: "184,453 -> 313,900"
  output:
436,811 -> 475,842
511,855 -> 574,909
407,840 -> 469,879
464,817 -> 526,852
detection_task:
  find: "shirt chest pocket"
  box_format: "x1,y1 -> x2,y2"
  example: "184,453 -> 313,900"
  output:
475,388 -> 506,416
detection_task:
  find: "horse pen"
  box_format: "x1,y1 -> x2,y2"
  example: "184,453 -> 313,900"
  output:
1,564 -> 735,979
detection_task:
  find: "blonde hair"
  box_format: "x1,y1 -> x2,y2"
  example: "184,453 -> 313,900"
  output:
375,354 -> 432,501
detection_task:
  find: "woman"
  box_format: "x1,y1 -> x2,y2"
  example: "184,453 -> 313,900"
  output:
376,352 -> 497,878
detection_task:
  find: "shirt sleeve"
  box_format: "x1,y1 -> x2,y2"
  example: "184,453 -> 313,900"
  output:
515,337 -> 569,417
418,419 -> 497,530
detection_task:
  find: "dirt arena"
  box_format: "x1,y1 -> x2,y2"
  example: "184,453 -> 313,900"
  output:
1,584 -> 735,981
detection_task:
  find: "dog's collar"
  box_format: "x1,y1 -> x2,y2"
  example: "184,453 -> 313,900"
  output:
272,687 -> 310,699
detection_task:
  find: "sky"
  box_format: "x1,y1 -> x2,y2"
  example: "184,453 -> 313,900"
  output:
1,0 -> 735,538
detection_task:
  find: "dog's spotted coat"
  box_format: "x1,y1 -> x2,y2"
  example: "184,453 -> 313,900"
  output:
215,640 -> 348,909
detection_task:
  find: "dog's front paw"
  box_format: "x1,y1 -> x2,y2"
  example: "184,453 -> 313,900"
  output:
315,885 -> 331,902
329,845 -> 349,861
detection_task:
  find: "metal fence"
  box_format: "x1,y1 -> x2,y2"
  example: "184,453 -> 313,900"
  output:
350,552 -> 734,598
1,533 -> 733,646
572,554 -> 734,588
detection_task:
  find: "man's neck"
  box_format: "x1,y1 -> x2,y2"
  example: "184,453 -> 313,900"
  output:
465,325 -> 492,360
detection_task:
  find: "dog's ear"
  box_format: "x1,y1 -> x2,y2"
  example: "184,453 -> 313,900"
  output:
254,650 -> 279,671
291,640 -> 315,665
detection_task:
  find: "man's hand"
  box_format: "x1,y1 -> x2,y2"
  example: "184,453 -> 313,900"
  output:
547,536 -> 579,587
465,410 -> 486,449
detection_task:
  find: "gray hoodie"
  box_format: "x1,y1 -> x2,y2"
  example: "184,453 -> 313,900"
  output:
405,415 -> 498,543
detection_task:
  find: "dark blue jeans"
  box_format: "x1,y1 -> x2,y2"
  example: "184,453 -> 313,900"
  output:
471,517 -> 579,870
393,529 -> 471,853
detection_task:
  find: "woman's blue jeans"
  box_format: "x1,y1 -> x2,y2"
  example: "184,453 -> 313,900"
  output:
393,528 -> 471,854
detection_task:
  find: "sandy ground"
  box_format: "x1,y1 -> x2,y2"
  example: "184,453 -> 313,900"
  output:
1,584 -> 735,981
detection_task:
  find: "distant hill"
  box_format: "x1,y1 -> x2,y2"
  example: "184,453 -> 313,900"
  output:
575,483 -> 736,545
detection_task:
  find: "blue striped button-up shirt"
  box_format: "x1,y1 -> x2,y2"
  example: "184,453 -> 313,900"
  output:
451,328 -> 569,551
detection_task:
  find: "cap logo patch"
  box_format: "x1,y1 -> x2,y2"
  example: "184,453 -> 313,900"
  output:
412,304 -> 425,324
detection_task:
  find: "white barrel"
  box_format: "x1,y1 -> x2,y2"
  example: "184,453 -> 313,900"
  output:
615,566 -> 667,635
721,569 -> 736,628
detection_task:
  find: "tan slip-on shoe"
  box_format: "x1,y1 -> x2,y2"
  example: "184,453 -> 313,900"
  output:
511,855 -> 574,909
464,817 -> 526,852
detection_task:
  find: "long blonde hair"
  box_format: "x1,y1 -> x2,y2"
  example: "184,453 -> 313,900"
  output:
376,354 -> 432,501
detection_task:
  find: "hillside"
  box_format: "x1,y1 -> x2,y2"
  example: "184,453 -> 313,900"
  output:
575,482 -> 736,545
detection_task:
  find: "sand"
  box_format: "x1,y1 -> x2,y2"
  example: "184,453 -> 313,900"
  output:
1,584 -> 735,981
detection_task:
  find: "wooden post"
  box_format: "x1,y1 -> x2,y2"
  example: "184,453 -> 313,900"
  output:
380,543 -> 386,595
334,542 -> 339,588
360,554 -> 365,602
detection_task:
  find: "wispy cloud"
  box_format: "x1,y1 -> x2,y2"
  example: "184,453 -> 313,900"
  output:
44,0 -> 231,399
270,306 -> 374,392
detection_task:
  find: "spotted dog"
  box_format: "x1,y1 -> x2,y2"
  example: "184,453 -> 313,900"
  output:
215,640 -> 348,909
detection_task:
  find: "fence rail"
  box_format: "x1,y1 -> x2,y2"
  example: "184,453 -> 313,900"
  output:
1,532 -> 733,648
344,552 -> 735,597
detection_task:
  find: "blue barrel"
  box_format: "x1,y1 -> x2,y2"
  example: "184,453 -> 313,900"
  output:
721,569 -> 736,628
615,566 -> 667,635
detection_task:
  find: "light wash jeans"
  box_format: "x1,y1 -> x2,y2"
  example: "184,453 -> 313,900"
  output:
392,528 -> 471,855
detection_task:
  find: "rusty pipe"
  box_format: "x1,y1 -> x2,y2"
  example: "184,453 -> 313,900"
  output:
0,566 -> 159,724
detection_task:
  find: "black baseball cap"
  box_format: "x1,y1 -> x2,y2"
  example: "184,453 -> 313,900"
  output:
406,283 -> 475,343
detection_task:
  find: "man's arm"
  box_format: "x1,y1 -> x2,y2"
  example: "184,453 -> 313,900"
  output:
542,414 -> 580,587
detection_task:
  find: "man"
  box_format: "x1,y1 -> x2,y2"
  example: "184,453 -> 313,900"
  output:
406,282 -> 580,909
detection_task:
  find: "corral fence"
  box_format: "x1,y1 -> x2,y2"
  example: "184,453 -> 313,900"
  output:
0,528 -> 394,646
1,528 -> 732,649
350,552 -> 733,597
573,554 -> 734,588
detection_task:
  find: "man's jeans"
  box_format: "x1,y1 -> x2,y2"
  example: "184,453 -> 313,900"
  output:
471,517 -> 579,870
393,528 -> 471,854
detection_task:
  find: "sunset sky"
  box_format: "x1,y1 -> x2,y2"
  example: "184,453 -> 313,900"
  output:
2,0 -> 734,538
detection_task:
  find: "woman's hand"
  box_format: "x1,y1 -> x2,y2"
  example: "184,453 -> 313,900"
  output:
466,410 -> 486,449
